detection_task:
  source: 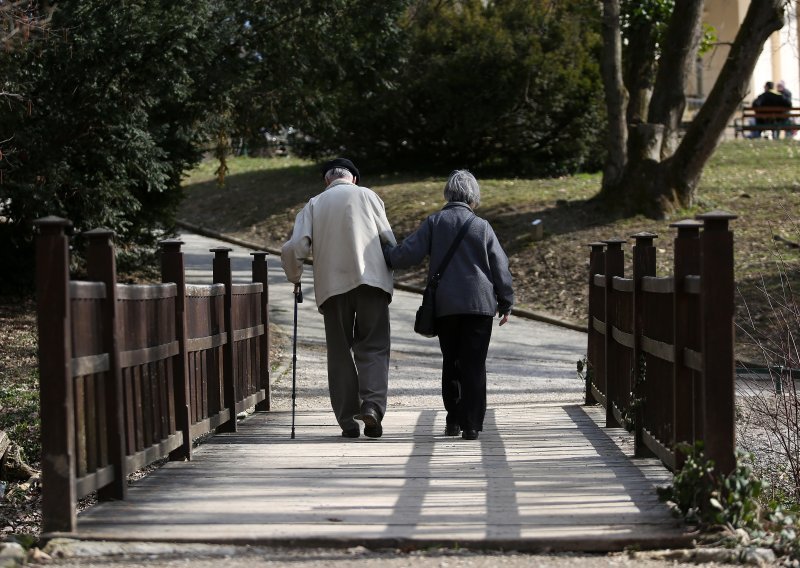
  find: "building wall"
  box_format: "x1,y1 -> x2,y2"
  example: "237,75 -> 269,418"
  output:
696,0 -> 799,105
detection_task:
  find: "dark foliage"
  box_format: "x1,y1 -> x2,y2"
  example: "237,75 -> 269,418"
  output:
309,0 -> 606,177
0,1 -> 247,291
223,0 -> 412,155
1,0 -> 604,291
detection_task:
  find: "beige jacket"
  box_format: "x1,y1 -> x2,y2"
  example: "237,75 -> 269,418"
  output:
280,180 -> 396,310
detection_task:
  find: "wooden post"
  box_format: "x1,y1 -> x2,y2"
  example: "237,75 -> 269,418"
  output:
212,247 -> 237,433
34,216 -> 77,533
586,243 -> 605,406
697,211 -> 737,475
670,219 -> 703,470
85,229 -> 127,500
631,232 -> 657,458
160,239 -> 192,461
603,238 -> 626,428
251,252 -> 271,411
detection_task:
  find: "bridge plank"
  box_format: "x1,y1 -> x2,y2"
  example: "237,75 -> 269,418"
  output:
76,405 -> 689,550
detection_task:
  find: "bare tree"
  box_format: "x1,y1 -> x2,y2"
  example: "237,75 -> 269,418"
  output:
599,0 -> 789,217
1,1 -> 54,48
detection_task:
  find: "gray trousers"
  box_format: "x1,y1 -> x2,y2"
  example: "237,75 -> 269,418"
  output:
320,285 -> 390,431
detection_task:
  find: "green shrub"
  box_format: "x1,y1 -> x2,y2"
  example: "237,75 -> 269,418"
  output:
0,376 -> 40,465
319,0 -> 606,177
658,443 -> 798,560
0,1 -> 242,292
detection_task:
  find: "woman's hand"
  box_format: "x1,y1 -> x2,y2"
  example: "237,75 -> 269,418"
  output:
498,313 -> 509,326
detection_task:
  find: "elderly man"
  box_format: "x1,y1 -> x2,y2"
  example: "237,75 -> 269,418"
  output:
281,158 -> 396,438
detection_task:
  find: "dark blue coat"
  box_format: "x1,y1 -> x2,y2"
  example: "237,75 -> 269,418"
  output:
384,202 -> 514,317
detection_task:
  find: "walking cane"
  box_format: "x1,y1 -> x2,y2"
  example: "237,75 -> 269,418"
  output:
291,282 -> 303,439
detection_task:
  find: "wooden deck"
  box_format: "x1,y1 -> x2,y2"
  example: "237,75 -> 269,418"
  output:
74,404 -> 691,551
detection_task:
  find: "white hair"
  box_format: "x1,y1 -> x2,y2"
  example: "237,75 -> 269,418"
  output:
443,169 -> 480,207
324,167 -> 353,184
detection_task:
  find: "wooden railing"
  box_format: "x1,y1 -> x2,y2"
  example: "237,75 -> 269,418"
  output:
35,217 -> 271,533
586,211 -> 736,475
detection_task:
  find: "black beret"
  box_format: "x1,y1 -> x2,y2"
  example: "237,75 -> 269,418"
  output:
321,158 -> 360,183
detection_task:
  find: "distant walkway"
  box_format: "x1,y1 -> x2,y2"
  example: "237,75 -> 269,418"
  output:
74,232 -> 689,550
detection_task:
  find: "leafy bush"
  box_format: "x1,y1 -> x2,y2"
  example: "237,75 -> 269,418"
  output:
0,377 -> 40,465
318,0 -> 606,177
0,1 -> 243,291
658,443 -> 798,560
0,298 -> 40,465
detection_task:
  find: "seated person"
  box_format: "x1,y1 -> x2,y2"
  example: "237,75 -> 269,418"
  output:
753,81 -> 792,139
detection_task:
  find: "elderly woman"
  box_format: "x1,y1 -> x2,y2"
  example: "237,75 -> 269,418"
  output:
383,170 -> 514,440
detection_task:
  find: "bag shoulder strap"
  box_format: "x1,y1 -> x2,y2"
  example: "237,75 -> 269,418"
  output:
431,214 -> 476,283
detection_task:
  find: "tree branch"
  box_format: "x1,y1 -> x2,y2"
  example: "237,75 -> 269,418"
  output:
648,0 -> 704,159
599,0 -> 628,193
668,0 -> 787,202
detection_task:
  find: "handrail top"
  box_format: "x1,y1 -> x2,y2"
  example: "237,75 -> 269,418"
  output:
83,228 -> 114,237
34,216 -> 72,229
116,282 -> 178,300
669,219 -> 703,229
641,275 -> 674,294
696,210 -> 737,221
70,281 -> 107,299
611,276 -> 634,292
186,283 -> 225,297
231,282 -> 263,295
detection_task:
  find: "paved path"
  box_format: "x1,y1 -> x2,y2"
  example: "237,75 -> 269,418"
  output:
73,232 -> 689,550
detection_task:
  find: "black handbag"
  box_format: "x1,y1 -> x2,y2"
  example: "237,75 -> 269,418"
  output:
414,215 -> 476,337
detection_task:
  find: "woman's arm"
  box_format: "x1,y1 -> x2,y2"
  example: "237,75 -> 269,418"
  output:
486,223 -> 514,316
383,217 -> 433,270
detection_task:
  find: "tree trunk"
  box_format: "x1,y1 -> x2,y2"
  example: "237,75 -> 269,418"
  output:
599,0 -> 788,216
617,124 -> 671,215
623,20 -> 657,127
667,0 -> 786,207
648,0 -> 704,160
599,0 -> 627,196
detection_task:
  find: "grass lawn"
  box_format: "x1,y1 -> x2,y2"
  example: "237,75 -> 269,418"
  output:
0,298 -> 39,464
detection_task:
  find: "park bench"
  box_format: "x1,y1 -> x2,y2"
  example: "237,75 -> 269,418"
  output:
732,105 -> 800,138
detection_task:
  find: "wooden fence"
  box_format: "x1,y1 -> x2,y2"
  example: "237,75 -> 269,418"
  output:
35,217 -> 271,533
586,211 -> 736,475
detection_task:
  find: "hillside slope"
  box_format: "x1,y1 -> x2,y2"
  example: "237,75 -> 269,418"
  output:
180,142 -> 800,359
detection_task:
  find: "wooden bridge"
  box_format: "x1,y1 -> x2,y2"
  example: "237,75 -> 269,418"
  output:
32,215 -> 737,550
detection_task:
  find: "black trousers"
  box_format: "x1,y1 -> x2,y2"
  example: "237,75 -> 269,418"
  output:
437,314 -> 493,431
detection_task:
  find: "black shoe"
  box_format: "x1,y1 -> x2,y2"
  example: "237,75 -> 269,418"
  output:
445,423 -> 461,436
462,429 -> 479,440
358,403 -> 383,438
342,427 -> 360,438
